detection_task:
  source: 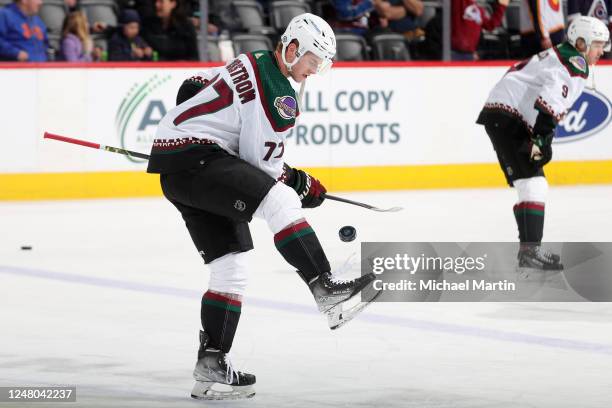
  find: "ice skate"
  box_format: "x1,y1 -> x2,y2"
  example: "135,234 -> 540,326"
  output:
308,271 -> 381,330
191,331 -> 255,400
517,245 -> 563,278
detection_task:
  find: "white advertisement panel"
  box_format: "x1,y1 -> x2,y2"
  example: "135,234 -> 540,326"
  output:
0,63 -> 611,174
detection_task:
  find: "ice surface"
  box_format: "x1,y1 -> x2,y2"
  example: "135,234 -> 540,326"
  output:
1,186 -> 612,407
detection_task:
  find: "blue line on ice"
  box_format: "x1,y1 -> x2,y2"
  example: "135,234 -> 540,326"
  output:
2,264 -> 612,356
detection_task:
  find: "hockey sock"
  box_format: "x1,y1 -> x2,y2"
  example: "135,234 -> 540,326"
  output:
200,291 -> 241,354
513,201 -> 545,245
274,220 -> 331,284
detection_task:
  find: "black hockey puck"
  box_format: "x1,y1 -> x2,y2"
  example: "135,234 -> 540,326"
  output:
339,226 -> 357,242
20,246 -> 32,250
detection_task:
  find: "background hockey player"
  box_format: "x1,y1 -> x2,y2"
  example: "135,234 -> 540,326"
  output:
477,16 -> 610,271
146,13 -> 380,400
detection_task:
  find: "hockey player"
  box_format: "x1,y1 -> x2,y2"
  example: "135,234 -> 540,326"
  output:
146,13 -> 380,400
477,16 -> 610,271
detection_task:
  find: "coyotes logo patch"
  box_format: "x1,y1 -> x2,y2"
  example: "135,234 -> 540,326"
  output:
569,56 -> 587,72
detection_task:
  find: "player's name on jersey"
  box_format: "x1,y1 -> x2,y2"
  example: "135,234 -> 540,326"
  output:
373,279 -> 517,292
300,90 -> 394,113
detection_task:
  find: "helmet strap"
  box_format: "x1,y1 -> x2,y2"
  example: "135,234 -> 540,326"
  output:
281,41 -> 300,73
294,79 -> 306,126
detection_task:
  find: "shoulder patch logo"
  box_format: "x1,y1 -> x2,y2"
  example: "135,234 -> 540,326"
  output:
274,96 -> 297,119
569,56 -> 587,72
255,52 -> 264,59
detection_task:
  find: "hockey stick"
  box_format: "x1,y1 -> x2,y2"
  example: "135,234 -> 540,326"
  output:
321,193 -> 403,213
44,132 -> 402,212
43,132 -> 151,160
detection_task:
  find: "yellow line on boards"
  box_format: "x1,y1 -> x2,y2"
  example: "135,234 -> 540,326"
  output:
0,171 -> 162,200
2,161 -> 612,200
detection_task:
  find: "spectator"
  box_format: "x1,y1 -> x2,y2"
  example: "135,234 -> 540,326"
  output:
567,0 -> 611,27
520,0 -> 565,56
208,0 -> 241,33
108,9 -> 153,61
329,0 -> 375,35
451,0 -> 508,60
64,0 -> 78,12
60,10 -> 100,61
133,0 -> 157,20
142,0 -> 198,60
0,0 -> 48,62
375,0 -> 425,40
186,10 -> 219,35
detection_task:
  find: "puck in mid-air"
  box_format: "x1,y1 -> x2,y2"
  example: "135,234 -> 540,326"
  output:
339,226 -> 357,242
20,246 -> 32,250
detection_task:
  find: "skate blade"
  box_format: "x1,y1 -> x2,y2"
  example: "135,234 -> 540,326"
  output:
191,381 -> 255,400
327,288 -> 382,330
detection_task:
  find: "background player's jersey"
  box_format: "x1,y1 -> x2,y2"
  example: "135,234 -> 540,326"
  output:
482,43 -> 588,132
147,51 -> 299,179
520,0 -> 565,37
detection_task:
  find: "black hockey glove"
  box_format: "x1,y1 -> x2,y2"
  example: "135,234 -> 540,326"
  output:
281,164 -> 327,208
529,110 -> 556,166
529,132 -> 553,166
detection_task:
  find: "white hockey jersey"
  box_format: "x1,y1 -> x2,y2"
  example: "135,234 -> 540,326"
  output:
147,51 -> 299,179
480,43 -> 588,132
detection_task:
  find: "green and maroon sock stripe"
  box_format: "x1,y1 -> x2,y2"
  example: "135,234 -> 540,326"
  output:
513,202 -> 545,217
274,221 -> 314,249
202,291 -> 242,313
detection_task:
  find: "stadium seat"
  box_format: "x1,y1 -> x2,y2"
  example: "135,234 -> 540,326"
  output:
198,35 -> 223,61
269,1 -> 311,32
421,1 -> 441,26
504,1 -> 521,33
232,0 -> 269,31
40,0 -> 67,35
232,33 -> 273,54
334,33 -> 368,61
371,33 -> 411,61
80,0 -> 118,28
47,33 -> 61,60
504,2 -> 522,58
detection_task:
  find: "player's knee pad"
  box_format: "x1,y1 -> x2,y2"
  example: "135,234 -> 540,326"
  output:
207,252 -> 249,295
514,176 -> 548,203
254,182 -> 303,234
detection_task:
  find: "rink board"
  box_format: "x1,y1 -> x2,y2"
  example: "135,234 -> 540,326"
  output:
1,61 -> 611,200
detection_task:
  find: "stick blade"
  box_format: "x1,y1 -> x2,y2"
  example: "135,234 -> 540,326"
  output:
370,206 -> 403,213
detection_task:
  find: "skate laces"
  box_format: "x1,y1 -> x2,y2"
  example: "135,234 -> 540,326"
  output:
223,354 -> 239,385
323,272 -> 354,289
535,247 -> 555,262
325,252 -> 361,288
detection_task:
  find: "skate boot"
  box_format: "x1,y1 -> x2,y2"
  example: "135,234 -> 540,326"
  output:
191,331 -> 255,400
308,271 -> 381,330
517,245 -> 563,276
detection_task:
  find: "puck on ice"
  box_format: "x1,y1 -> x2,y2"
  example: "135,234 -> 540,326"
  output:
20,246 -> 32,250
339,226 -> 357,242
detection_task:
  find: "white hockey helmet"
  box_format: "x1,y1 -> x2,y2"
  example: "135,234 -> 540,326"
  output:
567,16 -> 611,52
280,13 -> 336,74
